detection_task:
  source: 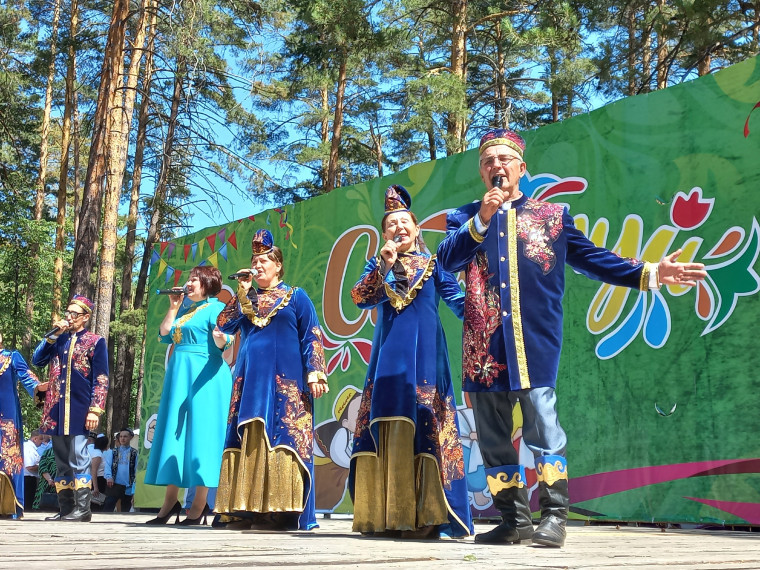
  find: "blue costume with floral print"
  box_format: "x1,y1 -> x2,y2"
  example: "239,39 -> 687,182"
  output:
348,251 -> 473,538
0,349 -> 40,516
217,282 -> 327,530
33,330 -> 108,437
438,195 -> 649,394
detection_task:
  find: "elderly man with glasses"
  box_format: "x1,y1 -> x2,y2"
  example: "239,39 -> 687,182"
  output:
32,295 -> 109,522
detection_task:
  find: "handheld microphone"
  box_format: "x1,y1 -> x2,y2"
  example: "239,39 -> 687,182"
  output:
228,269 -> 259,280
393,235 -> 403,244
43,320 -> 69,339
156,285 -> 188,296
491,175 -> 503,189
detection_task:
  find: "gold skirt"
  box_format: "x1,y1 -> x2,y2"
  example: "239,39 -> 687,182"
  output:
0,473 -> 18,515
352,419 -> 449,533
215,420 -> 305,515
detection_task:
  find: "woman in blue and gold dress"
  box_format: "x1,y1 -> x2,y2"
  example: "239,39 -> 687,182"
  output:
0,331 -> 43,518
215,229 -> 329,531
348,185 -> 473,539
144,266 -> 233,525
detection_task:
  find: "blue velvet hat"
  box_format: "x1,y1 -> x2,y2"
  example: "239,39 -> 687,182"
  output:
251,229 -> 274,255
384,184 -> 412,215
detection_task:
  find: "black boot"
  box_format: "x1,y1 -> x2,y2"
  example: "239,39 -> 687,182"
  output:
532,479 -> 569,547
475,467 -> 534,545
46,488 -> 74,521
62,487 -> 92,522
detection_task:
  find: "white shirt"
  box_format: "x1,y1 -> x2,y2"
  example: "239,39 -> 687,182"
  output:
87,444 -> 105,477
23,440 -> 40,477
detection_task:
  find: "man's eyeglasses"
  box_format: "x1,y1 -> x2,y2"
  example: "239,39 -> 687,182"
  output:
64,310 -> 86,318
480,155 -> 520,168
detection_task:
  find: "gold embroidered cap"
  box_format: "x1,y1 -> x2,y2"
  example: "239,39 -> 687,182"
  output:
70,294 -> 94,314
479,128 -> 526,158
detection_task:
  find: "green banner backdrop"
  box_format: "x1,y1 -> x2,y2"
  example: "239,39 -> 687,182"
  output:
136,56 -> 760,525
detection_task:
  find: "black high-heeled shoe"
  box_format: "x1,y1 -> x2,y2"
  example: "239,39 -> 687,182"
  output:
145,501 -> 182,525
178,504 -> 209,526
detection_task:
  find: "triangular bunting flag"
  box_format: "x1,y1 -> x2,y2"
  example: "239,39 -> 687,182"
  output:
158,258 -> 168,276
217,228 -> 226,243
173,270 -> 183,287
192,242 -> 198,260
165,266 -> 175,284
219,242 -> 228,261
198,240 -> 205,258
228,231 -> 237,250
207,252 -> 219,267
166,242 -> 176,258
206,233 -> 216,252
150,250 -> 160,265
184,244 -> 191,262
160,241 -> 168,255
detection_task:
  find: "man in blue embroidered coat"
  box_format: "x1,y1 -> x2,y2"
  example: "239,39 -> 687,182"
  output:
32,295 -> 109,522
437,129 -> 707,547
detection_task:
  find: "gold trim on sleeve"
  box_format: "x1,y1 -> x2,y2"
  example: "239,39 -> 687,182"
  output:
467,217 -> 485,243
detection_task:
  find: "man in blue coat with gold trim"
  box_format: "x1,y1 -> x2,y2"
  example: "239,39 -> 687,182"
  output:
437,129 -> 706,547
32,294 -> 109,522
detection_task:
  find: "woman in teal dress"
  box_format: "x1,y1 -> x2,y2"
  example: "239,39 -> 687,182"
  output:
0,331 -> 44,518
144,266 -> 234,525
215,229 -> 329,531
348,185 -> 473,539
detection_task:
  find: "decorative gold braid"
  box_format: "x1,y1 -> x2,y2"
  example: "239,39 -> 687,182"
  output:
384,255 -> 436,312
238,287 -> 298,329
486,471 -> 525,494
0,353 -> 11,377
639,263 -> 650,291
467,218 -> 485,243
536,460 -> 568,486
171,302 -> 213,344
479,137 -> 524,157
507,209 -> 531,389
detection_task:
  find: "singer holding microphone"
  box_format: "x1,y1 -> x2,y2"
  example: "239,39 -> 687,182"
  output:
214,229 -> 328,531
143,266 -> 233,525
348,185 -> 472,540
32,295 -> 109,522
436,129 -> 707,547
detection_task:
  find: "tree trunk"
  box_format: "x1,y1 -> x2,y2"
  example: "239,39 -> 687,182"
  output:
495,22 -> 508,129
53,0 -> 79,320
320,84 -> 330,189
26,0 -> 62,353
111,0 -> 156,440
326,51 -> 347,192
641,29 -> 652,93
655,0 -> 668,90
427,124 -> 436,162
447,0 -> 467,155
73,102 -> 82,242
94,0 -> 150,338
68,0 -> 130,300
626,7 -> 636,96
133,57 -> 186,315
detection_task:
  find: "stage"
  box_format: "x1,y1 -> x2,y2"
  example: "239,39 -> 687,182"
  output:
3,512 -> 757,569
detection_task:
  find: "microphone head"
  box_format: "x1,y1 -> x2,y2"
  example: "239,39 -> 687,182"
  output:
393,235 -> 403,244
250,269 -> 259,277
491,175 -> 503,189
